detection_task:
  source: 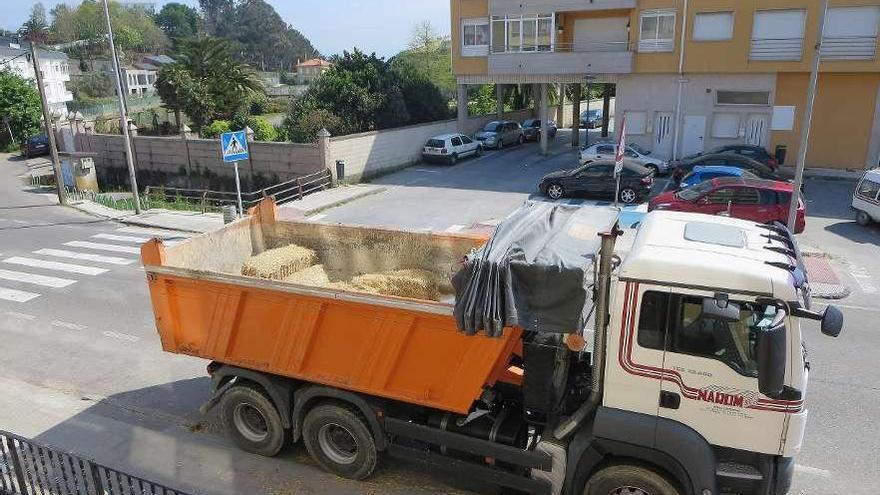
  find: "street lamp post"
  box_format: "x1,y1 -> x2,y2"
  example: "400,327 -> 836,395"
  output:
29,43 -> 67,205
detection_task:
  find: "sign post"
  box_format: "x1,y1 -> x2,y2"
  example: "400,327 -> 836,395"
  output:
613,116 -> 627,209
220,130 -> 250,217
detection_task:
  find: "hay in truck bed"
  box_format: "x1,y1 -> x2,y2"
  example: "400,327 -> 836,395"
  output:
141,199 -> 522,414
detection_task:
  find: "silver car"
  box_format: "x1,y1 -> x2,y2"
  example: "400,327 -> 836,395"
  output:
474,121 -> 524,150
579,142 -> 669,175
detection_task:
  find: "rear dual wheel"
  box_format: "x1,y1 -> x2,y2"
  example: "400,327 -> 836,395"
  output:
303,404 -> 378,480
220,385 -> 287,457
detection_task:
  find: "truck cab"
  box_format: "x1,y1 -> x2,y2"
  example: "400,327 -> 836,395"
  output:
590,211 -> 825,495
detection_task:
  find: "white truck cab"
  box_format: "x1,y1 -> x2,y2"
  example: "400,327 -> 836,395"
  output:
583,211 -> 838,495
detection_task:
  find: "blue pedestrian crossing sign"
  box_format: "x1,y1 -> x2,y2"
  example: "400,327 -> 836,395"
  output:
221,130 -> 250,163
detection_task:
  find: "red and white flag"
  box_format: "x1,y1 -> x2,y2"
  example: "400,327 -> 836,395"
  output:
614,116 -> 626,177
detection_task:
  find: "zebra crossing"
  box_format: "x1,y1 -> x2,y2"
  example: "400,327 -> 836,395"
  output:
0,227 -> 190,304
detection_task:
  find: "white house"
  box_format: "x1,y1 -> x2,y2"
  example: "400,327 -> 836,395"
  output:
0,40 -> 72,115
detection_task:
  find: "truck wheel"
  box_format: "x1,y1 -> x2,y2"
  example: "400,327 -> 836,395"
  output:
584,464 -> 680,495
856,210 -> 872,226
220,385 -> 287,457
303,404 -> 377,480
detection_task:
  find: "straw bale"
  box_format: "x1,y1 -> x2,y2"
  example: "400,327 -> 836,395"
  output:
283,264 -> 330,286
351,269 -> 442,301
241,244 -> 317,280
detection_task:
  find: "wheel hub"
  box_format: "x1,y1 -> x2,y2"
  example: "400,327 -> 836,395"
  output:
233,403 -> 269,443
318,423 -> 358,465
610,486 -> 651,495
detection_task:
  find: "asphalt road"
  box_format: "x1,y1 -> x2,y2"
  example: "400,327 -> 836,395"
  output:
1,136 -> 878,495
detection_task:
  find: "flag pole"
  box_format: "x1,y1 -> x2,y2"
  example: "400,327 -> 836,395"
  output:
614,116 -> 627,210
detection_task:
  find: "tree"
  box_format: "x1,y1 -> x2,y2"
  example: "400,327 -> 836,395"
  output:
155,37 -> 263,132
0,70 -> 42,144
408,20 -> 441,75
19,3 -> 50,43
154,3 -> 199,40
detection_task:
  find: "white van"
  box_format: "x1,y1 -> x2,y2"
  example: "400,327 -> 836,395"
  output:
852,168 -> 880,225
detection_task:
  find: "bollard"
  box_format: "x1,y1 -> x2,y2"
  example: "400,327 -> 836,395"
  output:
222,204 -> 238,224
336,160 -> 345,185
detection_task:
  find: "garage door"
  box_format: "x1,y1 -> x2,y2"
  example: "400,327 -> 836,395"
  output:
574,17 -> 629,52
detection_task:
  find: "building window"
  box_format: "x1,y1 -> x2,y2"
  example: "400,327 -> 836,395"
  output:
462,18 -> 490,57
491,14 -> 554,53
711,113 -> 740,138
822,6 -> 880,60
639,9 -> 676,52
693,12 -> 734,41
750,10 -> 806,61
716,90 -> 771,106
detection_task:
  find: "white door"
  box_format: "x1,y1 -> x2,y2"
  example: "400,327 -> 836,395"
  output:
574,17 -> 629,52
745,115 -> 767,146
682,115 -> 706,156
654,112 -> 674,159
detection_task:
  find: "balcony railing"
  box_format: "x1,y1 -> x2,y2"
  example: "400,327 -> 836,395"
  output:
491,40 -> 633,54
488,40 -> 634,75
750,38 -> 804,61
821,36 -> 877,60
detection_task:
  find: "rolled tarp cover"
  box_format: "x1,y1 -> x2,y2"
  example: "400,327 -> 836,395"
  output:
453,201 -> 619,337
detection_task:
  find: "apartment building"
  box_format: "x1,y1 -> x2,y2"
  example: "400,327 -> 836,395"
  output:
0,40 -> 73,115
451,0 -> 880,169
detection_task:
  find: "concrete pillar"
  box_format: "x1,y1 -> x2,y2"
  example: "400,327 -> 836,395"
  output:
317,128 -> 334,183
540,83 -> 549,155
556,83 -> 565,124
571,83 -> 582,148
457,84 -> 468,132
127,122 -> 138,137
496,84 -> 504,118
602,85 -> 612,138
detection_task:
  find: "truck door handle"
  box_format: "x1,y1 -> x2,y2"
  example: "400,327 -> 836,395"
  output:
659,391 -> 681,409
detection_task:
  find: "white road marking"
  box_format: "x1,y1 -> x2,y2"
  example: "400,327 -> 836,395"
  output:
34,249 -> 135,266
102,330 -> 141,343
794,464 -> 831,478
847,264 -> 877,294
115,226 -> 189,238
308,213 -> 327,222
92,233 -> 151,244
3,257 -> 108,276
64,241 -> 141,255
0,288 -> 40,303
51,320 -> 86,331
0,269 -> 76,288
3,311 -> 36,320
445,224 -> 465,232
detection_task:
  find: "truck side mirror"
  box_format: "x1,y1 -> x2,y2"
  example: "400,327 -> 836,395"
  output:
821,305 -> 843,337
757,321 -> 786,398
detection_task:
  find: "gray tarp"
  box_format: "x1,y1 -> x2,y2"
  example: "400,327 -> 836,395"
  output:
453,201 -> 619,337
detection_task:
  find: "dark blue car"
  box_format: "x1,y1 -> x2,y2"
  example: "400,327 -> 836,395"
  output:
679,165 -> 757,189
22,135 -> 49,158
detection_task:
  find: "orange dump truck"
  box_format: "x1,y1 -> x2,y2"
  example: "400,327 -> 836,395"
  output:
144,199 -> 841,495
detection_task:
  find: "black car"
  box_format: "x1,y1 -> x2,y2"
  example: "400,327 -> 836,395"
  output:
709,144 -> 779,169
671,154 -> 788,183
539,159 -> 653,204
522,119 -> 557,141
21,135 -> 49,158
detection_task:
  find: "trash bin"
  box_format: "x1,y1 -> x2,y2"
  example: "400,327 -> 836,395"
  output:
775,145 -> 787,166
59,152 -> 100,192
222,204 -> 238,224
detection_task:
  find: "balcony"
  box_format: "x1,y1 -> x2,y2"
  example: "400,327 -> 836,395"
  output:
488,41 -> 634,75
490,0 -> 636,16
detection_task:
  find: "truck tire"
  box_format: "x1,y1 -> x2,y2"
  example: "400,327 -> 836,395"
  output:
303,403 -> 378,480
220,384 -> 287,457
584,464 -> 680,495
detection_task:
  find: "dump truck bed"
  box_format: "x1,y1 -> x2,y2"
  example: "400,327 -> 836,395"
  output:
142,201 -> 521,414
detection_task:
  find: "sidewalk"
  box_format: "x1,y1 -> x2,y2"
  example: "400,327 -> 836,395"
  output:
69,184 -> 386,234
781,166 -> 866,181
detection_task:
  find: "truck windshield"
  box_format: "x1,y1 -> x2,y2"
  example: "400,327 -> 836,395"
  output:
639,292 -> 783,377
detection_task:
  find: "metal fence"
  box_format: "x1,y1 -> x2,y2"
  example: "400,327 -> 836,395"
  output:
143,168 -> 334,213
0,430 -> 193,495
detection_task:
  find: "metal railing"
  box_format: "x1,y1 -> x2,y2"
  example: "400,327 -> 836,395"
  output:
143,168 -> 334,213
0,430 -> 193,495
491,40 -> 633,54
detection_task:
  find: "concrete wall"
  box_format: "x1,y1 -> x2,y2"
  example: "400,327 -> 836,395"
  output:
74,133 -> 322,190
328,108 -> 535,182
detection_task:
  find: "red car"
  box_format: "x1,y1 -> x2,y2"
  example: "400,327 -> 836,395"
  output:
649,177 -> 805,233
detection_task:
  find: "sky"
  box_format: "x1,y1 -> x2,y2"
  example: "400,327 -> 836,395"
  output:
4,0 -> 451,57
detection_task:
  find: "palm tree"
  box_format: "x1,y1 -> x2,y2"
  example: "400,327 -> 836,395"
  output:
19,3 -> 50,44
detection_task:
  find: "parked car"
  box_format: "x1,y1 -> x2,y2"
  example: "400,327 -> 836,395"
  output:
649,177 -> 805,233
852,168 -> 880,226
580,109 -> 603,129
670,153 -> 787,183
539,159 -> 653,204
675,145 -> 780,170
521,119 -> 557,141
21,135 -> 49,158
474,121 -> 524,149
422,133 -> 482,165
580,142 -> 668,175
679,165 -> 758,189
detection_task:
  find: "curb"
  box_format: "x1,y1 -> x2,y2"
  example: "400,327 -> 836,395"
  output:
292,186 -> 388,217
66,200 -> 215,234
811,283 -> 852,300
